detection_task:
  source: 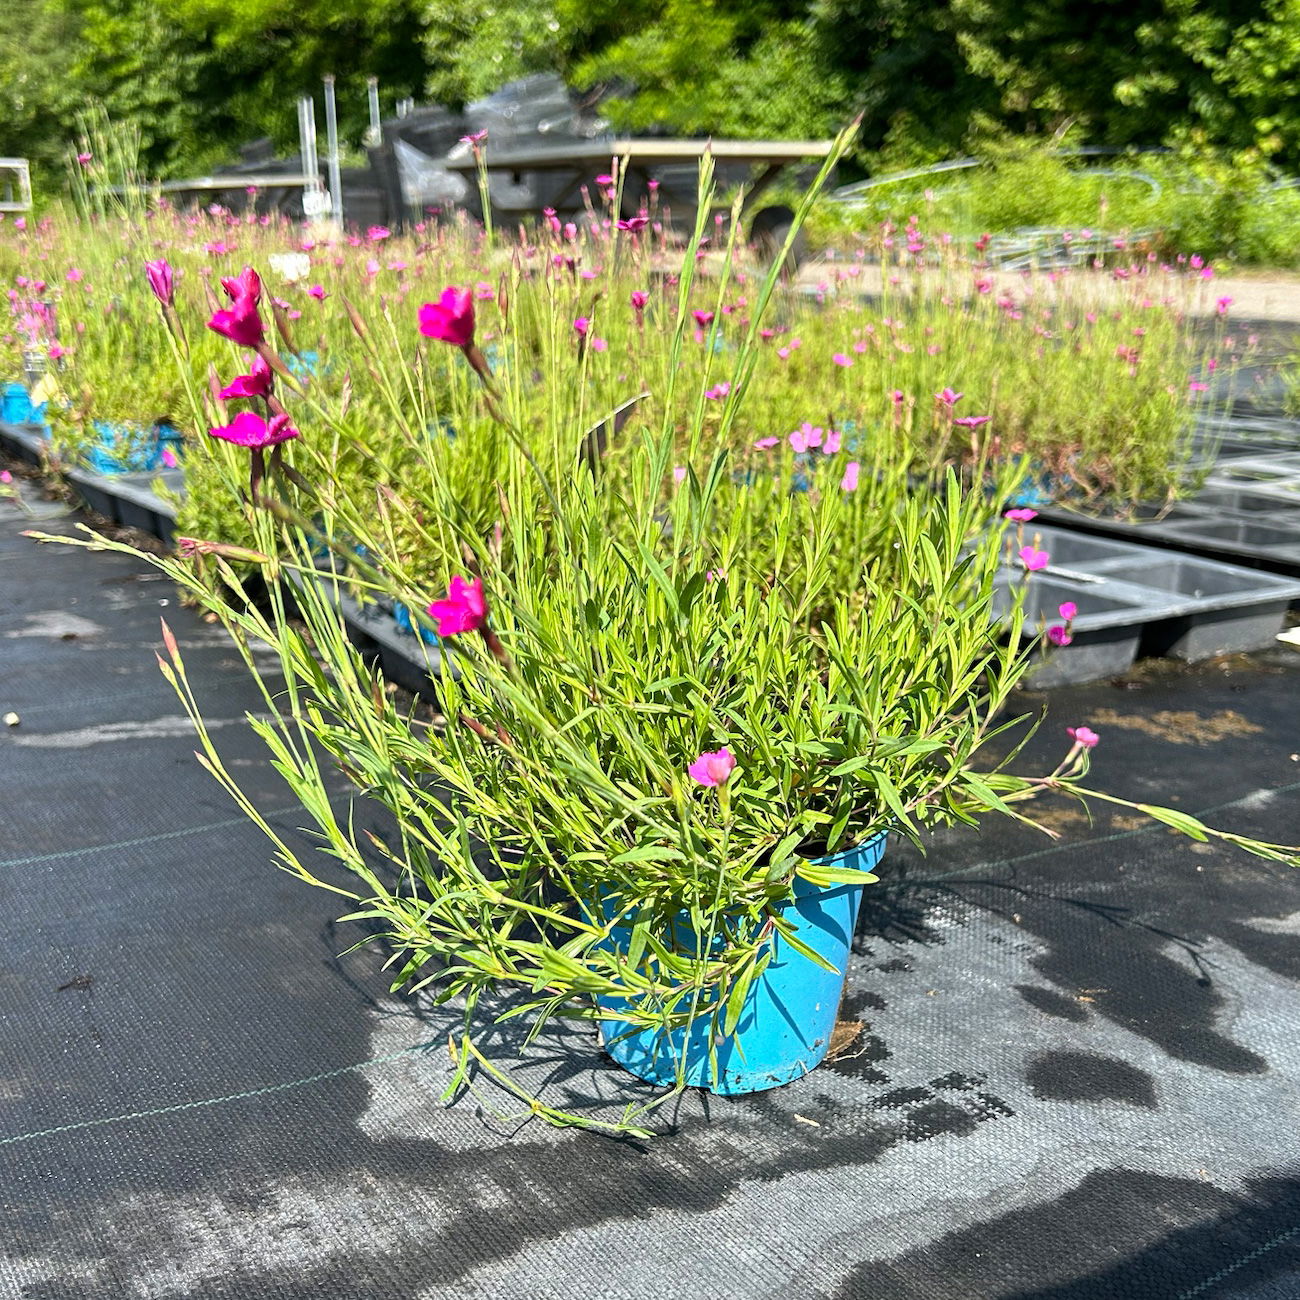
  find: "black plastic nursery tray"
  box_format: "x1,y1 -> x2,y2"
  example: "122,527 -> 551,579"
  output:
335,591 -> 457,696
64,465 -> 183,544
0,418 -> 50,466
998,525 -> 1300,687
1192,412 -> 1300,461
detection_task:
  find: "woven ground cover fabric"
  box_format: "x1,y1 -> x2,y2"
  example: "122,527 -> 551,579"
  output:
2,482 -> 1299,1300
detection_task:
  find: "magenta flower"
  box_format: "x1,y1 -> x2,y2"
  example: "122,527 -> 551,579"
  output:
66,268 -> 84,283
935,387 -> 963,405
890,389 -> 905,405
207,297 -> 265,348
573,316 -> 590,337
631,290 -> 648,310
841,461 -> 860,492
617,216 -> 649,232
145,260 -> 174,307
688,746 -> 736,788
1067,725 -> 1100,749
208,411 -> 299,448
1216,296 -> 1233,315
1005,508 -> 1037,522
1058,601 -> 1078,621
218,354 -> 274,399
460,130 -> 488,146
1019,546 -> 1050,571
1046,625 -> 1072,647
692,309 -> 714,327
161,447 -> 179,469
832,352 -> 853,368
76,152 -> 92,165
219,266 -> 262,304
418,287 -> 475,348
307,285 -> 328,300
753,437 -> 780,450
822,429 -> 842,454
427,576 -> 488,637
367,225 -> 391,242
953,415 -> 990,428
704,382 -> 730,400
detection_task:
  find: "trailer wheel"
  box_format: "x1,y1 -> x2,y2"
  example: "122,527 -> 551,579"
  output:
749,204 -> 806,273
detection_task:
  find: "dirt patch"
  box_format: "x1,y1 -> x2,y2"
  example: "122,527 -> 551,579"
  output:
1088,708 -> 1264,746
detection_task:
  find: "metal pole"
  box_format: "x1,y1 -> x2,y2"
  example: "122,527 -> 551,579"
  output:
323,75 -> 343,225
368,77 -> 381,140
297,97 -> 319,184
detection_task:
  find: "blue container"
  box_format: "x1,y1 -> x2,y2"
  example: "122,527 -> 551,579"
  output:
86,421 -> 161,474
393,602 -> 440,645
597,832 -> 886,1093
1,383 -> 32,424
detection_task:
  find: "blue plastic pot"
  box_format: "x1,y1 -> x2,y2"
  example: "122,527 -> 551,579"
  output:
86,421 -> 161,474
597,832 -> 886,1094
2,382 -> 32,424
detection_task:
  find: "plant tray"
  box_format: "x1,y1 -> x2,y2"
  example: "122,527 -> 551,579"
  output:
0,419 -> 51,466
335,592 -> 457,697
997,524 -> 1300,686
64,466 -> 182,543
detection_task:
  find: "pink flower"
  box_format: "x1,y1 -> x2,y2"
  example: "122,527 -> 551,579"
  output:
307,284 -> 327,300
161,447 -> 179,469
145,260 -> 174,307
832,352 -> 853,367
0,470 -> 12,483
1216,296 -> 1233,315
753,437 -> 780,450
840,461 -> 860,492
591,337 -> 608,352
1004,508 -> 1037,522
219,267 -> 262,304
1188,381 -> 1209,392
418,287 -> 475,348
617,216 -> 649,232
953,415 -> 990,428
630,290 -> 648,310
594,173 -> 615,186
789,422 -> 823,454
76,152 -> 92,165
935,387 -> 963,405
207,297 -> 265,347
66,268 -> 84,283
822,429 -> 842,454
427,575 -> 488,637
573,316 -> 590,337
1046,625 -> 1073,647
367,225 -> 391,242
688,746 -> 736,788
704,382 -> 730,400
1058,602 -> 1078,621
218,354 -> 274,399
208,411 -> 299,448
1067,725 -> 1100,749
47,344 -> 65,360
692,309 -> 714,327
890,389 -> 905,405
673,466 -> 688,484
460,130 -> 488,145
1019,546 -> 1050,571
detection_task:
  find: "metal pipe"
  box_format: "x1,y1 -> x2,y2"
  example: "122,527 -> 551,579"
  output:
368,77 -> 381,139
323,75 -> 343,225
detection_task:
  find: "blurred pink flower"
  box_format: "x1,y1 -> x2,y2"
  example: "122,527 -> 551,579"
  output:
218,354 -> 274,399
1019,546 -> 1049,571
207,298 -> 264,348
1046,625 -> 1072,647
789,423 -> 822,454
673,466 -> 688,484
840,461 -> 860,492
367,226 -> 391,242
692,309 -> 714,327
617,216 -> 649,232
832,352 -> 853,367
688,747 -> 735,788
427,576 -> 487,637
161,447 -> 179,469
460,130 -> 488,145
631,290 -> 648,310
822,429 -> 842,454
1058,602 -> 1078,621
935,387 -> 963,405
307,284 -> 327,300
220,267 -> 262,303
591,337 -> 608,352
66,268 -> 84,283
573,316 -> 590,337
208,411 -> 298,448
146,259 -> 174,309
1005,508 -> 1037,522
1067,725 -> 1100,749
418,287 -> 475,347
753,437 -> 780,450
953,415 -> 990,428
704,382 -> 730,400
76,152 -> 92,165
